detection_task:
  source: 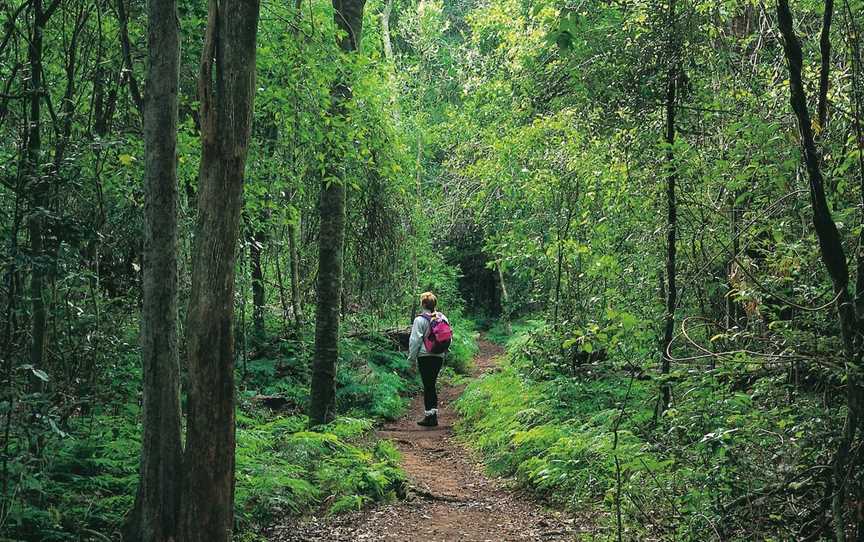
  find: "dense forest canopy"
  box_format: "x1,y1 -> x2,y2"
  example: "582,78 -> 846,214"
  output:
1,0 -> 864,539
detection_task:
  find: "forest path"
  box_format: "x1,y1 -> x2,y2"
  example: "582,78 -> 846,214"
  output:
268,337 -> 581,541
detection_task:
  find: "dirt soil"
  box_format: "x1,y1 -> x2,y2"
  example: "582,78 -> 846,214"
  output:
267,338 -> 584,541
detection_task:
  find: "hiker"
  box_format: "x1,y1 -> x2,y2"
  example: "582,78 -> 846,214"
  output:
408,292 -> 453,427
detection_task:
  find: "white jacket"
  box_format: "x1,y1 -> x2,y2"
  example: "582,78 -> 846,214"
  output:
408,310 -> 449,362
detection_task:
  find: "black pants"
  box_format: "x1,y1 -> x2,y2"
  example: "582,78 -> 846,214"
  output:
418,356 -> 444,411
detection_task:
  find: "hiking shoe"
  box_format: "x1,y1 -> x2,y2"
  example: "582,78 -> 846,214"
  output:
417,413 -> 438,427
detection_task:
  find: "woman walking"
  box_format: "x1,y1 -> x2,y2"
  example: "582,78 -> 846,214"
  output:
408,292 -> 451,427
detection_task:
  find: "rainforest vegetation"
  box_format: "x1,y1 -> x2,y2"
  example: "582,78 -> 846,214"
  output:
1,0 -> 864,539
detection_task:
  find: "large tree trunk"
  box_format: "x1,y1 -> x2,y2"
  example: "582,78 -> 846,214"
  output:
123,0 -> 183,538
658,0 -> 679,418
309,0 -> 367,427
182,0 -> 259,539
776,2 -> 863,539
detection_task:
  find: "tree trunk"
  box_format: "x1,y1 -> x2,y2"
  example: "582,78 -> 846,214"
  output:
27,0 -> 47,373
381,0 -> 394,62
658,0 -> 679,418
250,228 -> 266,337
818,0 -> 834,132
273,238 -> 290,330
552,190 -> 575,332
847,0 -> 864,317
380,0 -> 400,125
117,0 -> 144,115
726,190 -> 741,331
182,0 -> 260,539
309,0 -> 367,427
777,2 -> 863,539
497,264 -> 512,336
286,0 -> 304,334
123,0 -> 183,538
288,217 -> 303,331
409,136 -> 421,323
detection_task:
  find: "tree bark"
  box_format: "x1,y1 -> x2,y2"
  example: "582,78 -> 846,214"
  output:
777,2 -> 863,539
726,190 -> 741,331
309,0 -> 367,427
182,0 -> 260,538
273,236 -> 289,330
285,0 -> 304,335
658,0 -> 679,418
123,0 -> 183,538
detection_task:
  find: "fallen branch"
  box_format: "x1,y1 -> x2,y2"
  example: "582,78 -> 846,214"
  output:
407,485 -> 469,504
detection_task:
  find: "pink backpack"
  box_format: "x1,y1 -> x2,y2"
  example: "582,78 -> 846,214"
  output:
421,313 -> 453,354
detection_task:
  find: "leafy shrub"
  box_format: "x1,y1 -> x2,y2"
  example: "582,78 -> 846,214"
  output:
444,313 -> 479,374
484,318 -> 544,347
235,413 -> 405,531
455,320 -> 843,540
1,413 -> 140,540
336,338 -> 418,420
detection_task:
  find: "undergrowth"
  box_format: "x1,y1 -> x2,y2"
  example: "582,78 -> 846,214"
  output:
1,330 -> 418,540
234,413 -> 404,531
455,319 -> 841,541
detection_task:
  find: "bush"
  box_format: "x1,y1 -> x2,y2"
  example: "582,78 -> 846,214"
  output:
445,313 -> 479,374
3,330 -> 419,540
455,319 -> 840,540
1,413 -> 140,540
235,413 -> 405,531
336,336 -> 420,420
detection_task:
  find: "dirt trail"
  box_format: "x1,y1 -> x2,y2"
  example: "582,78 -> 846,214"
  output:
268,338 -> 580,541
